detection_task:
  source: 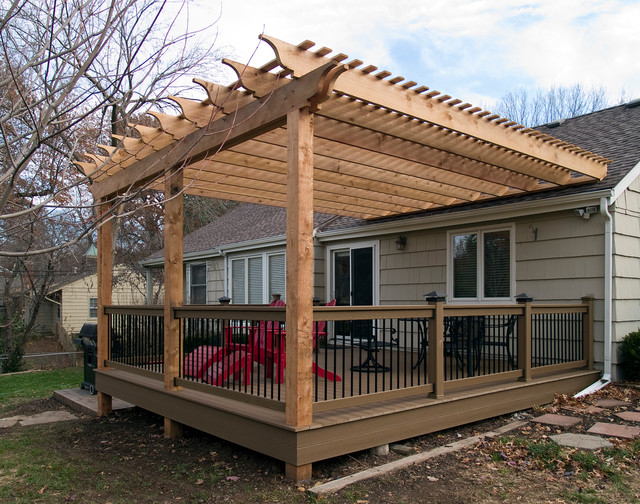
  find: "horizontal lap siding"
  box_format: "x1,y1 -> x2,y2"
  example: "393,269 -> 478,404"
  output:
379,231 -> 446,305
612,183 -> 640,362
515,212 -> 604,302
314,244 -> 326,301
206,258 -> 225,303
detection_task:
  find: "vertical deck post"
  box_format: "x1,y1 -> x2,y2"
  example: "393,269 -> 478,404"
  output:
96,198 -> 113,416
163,167 -> 184,438
582,296 -> 595,369
425,292 -> 445,398
517,294 -> 533,382
284,106 -> 314,481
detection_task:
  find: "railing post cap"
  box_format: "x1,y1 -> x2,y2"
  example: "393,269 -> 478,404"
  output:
218,296 -> 231,305
516,293 -> 533,303
424,291 -> 446,302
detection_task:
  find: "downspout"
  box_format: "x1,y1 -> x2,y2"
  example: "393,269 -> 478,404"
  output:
575,195 -> 613,397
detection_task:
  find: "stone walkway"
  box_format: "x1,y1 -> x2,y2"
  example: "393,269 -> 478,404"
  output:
0,388 -> 134,429
531,396 -> 640,450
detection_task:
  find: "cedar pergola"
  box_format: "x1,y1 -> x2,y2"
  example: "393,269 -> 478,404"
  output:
82,34 -> 609,479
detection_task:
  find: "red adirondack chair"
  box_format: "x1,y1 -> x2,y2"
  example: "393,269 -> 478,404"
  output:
252,299 -> 340,383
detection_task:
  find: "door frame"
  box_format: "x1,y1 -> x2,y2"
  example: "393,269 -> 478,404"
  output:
325,241 -> 380,306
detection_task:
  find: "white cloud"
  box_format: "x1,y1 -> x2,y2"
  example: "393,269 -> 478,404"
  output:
201,0 -> 640,105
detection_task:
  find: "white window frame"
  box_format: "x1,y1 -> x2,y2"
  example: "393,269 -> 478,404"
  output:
188,263 -> 207,304
89,297 -> 98,318
228,251 -> 286,304
446,224 -> 516,303
325,241 -> 380,305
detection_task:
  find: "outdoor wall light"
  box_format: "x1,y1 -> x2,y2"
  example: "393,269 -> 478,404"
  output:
395,235 -> 407,251
574,206 -> 599,220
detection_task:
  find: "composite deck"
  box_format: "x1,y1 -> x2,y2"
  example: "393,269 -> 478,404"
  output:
97,299 -> 597,475
96,362 -> 599,466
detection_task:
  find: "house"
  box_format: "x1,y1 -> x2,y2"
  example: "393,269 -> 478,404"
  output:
36,269 -> 146,349
80,34 -> 631,480
142,99 -> 640,383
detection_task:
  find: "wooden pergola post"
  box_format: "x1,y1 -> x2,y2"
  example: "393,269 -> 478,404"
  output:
163,167 -> 184,438
284,106 -> 314,482
96,198 -> 113,416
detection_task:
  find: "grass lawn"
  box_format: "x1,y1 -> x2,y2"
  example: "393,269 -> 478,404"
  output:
0,367 -> 82,415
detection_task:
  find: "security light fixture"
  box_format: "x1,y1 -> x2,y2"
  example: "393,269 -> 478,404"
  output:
574,206 -> 598,219
395,235 -> 407,250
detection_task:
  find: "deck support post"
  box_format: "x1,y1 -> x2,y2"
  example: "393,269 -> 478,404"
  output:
425,293 -> 445,398
96,198 -> 113,416
517,294 -> 533,382
582,296 -> 595,369
163,167 -> 184,435
285,462 -> 312,482
285,106 -> 315,434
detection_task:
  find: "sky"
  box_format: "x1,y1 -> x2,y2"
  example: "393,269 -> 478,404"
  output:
189,0 -> 640,110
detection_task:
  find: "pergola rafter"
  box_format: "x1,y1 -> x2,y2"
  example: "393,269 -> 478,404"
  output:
82,34 -> 609,219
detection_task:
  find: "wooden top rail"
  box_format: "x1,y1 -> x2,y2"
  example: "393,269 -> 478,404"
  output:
531,304 -> 589,315
313,305 -> 436,321
103,302 -> 588,321
104,305 -> 164,316
443,305 -> 524,317
175,305 -> 286,321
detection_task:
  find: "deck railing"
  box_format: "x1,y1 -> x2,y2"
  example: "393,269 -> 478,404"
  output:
104,297 -> 593,406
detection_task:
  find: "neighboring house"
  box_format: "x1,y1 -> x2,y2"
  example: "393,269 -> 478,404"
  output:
142,100 -> 640,381
37,268 -> 146,341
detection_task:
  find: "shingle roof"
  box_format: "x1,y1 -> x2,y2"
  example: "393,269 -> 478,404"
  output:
146,204 -> 356,260
536,101 -> 640,191
147,101 -> 640,258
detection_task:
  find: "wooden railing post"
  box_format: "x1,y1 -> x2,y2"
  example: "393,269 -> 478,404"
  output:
425,292 -> 445,398
516,293 -> 533,382
163,167 -> 184,438
582,296 -> 595,369
96,198 -> 113,416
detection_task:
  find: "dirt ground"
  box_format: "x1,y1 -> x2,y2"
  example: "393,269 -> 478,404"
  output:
3,384 -> 640,503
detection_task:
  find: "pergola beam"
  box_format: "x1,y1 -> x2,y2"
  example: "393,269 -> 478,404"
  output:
91,61 -> 343,200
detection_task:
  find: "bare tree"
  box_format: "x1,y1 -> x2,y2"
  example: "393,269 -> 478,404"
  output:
493,84 -> 613,127
0,0 -> 224,370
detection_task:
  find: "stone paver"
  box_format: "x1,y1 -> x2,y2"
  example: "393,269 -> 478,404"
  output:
587,422 -> 640,439
593,398 -> 630,408
19,410 -> 77,426
53,388 -> 134,417
0,416 -> 24,429
616,411 -> 640,423
531,413 -> 582,427
550,433 -> 613,451
563,405 -> 604,414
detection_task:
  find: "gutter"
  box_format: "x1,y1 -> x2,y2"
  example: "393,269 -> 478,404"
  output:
575,194 -> 613,397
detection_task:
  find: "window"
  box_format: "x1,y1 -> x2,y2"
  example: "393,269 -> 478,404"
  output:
190,264 -> 207,304
89,297 -> 98,318
230,252 -> 285,304
449,227 -> 513,301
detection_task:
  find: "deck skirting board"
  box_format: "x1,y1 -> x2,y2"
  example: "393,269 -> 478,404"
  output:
96,368 -> 599,466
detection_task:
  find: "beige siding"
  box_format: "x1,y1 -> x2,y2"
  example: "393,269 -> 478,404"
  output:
515,212 -> 604,302
206,257 -> 225,303
313,243 -> 326,302
611,183 -> 640,360
57,269 -> 145,335
379,230 -> 446,305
